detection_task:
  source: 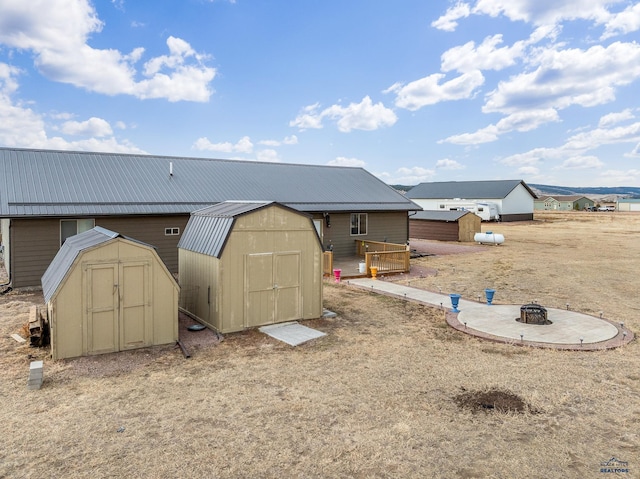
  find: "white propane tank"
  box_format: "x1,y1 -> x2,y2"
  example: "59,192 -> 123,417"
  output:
474,231 -> 505,245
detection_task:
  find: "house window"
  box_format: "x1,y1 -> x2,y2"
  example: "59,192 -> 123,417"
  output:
165,227 -> 180,236
350,213 -> 367,236
60,219 -> 95,245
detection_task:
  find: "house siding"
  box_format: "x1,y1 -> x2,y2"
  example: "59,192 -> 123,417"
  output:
316,212 -> 408,257
10,215 -> 189,288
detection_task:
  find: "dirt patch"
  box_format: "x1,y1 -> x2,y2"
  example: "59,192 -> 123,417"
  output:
454,387 -> 537,414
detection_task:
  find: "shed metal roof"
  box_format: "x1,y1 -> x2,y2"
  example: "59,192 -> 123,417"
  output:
410,210 -> 474,222
406,180 -> 536,200
178,201 -> 311,258
0,148 -> 420,217
41,227 -> 122,302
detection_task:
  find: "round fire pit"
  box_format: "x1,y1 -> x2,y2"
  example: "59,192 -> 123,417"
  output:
516,303 -> 552,325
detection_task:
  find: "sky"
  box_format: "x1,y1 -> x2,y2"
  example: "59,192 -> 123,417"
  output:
1,1 -> 640,187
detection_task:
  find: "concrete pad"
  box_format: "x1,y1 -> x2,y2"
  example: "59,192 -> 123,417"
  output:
346,278 -> 626,348
259,322 -> 326,346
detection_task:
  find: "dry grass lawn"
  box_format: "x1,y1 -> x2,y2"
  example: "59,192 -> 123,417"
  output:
1,211 -> 639,478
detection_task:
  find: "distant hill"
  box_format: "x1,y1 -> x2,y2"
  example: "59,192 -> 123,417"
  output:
528,184 -> 640,198
392,183 -> 640,199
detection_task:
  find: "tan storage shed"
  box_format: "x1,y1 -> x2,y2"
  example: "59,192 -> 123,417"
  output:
409,210 -> 481,242
178,201 -> 323,334
42,227 -> 179,360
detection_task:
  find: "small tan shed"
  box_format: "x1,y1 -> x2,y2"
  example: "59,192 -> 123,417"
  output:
178,201 -> 323,334
409,210 -> 481,242
42,227 -> 179,360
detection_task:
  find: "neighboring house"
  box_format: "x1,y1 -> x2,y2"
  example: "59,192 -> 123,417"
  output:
406,180 -> 537,222
0,148 -> 420,288
409,210 -> 481,242
534,195 -> 595,211
617,198 -> 640,212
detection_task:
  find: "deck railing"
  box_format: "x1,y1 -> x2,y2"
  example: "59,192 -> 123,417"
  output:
357,240 -> 411,276
356,240 -> 407,255
365,250 -> 410,275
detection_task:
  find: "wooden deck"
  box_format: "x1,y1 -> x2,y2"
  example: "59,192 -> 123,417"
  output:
325,239 -> 411,279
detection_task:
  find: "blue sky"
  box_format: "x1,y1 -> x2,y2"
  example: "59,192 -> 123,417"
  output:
1,1 -> 640,187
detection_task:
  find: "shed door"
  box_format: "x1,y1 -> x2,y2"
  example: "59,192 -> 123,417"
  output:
86,263 -> 119,355
245,251 -> 301,328
86,261 -> 151,355
119,262 -> 151,350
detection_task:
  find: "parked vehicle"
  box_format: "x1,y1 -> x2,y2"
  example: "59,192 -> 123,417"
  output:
440,200 -> 500,221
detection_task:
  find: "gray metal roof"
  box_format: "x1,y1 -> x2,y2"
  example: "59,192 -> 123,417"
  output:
406,180 -> 537,200
178,201 -> 312,258
41,227 -> 122,302
0,148 -> 420,217
410,210 -> 474,222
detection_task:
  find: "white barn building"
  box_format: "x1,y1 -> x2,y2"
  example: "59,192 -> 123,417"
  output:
406,180 -> 537,222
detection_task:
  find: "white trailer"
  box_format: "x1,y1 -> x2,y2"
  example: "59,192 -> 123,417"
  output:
439,200 -> 500,221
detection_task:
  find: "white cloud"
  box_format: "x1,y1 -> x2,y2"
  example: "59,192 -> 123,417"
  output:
431,2 -> 471,31
598,109 -> 635,128
0,62 -> 143,152
255,149 -> 280,162
471,0 -> 612,27
555,155 -> 605,170
441,108 -> 560,145
258,134 -> 298,147
484,41 -> 640,115
441,34 -> 527,73
387,70 -> 484,111
327,157 -> 366,167
290,97 -> 397,132
375,166 -> 436,185
60,117 -> 113,137
602,2 -> 640,39
289,103 -> 324,130
435,158 -> 465,170
499,120 -> 640,172
563,122 -> 640,151
0,1 -> 216,102
599,168 -> 640,184
192,135 -> 254,153
517,166 -> 539,176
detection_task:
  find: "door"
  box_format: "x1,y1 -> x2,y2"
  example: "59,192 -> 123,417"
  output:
245,251 -> 301,328
86,263 -> 119,355
86,260 -> 151,355
120,262 -> 151,350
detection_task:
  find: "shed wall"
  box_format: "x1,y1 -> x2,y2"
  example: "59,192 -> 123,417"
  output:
1,218 -> 10,279
179,205 -> 323,333
409,220 -> 459,242
49,239 -> 178,360
178,249 -> 220,331
458,214 -> 482,241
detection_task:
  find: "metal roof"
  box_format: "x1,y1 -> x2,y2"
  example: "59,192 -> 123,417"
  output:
41,227 -> 122,302
406,180 -> 536,200
179,201 -> 309,258
410,210 -> 474,222
0,148 -> 420,217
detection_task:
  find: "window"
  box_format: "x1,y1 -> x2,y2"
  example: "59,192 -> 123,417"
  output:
165,227 -> 180,236
439,204 -> 445,209
350,213 -> 367,236
60,219 -> 95,245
